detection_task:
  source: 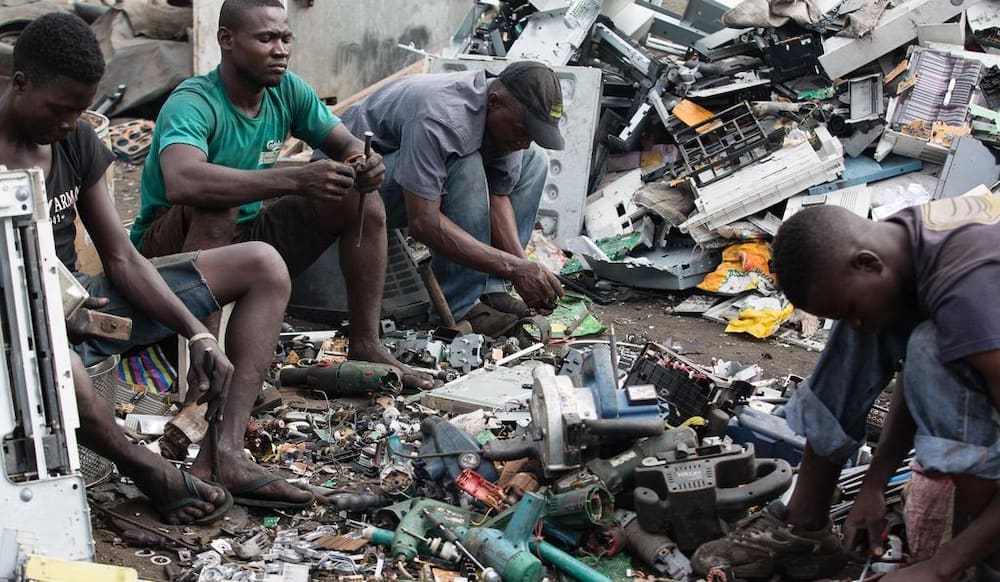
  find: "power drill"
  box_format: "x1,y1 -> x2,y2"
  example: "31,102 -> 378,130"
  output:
278,360 -> 402,396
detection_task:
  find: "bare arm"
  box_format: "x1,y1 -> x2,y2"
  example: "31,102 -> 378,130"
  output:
406,190 -> 521,279
161,141 -> 357,209
489,194 -> 525,259
404,190 -> 562,308
78,176 -> 234,417
318,123 -> 365,162
79,177 -> 210,338
162,144 -> 304,207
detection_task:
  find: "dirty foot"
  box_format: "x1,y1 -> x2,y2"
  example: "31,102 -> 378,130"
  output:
131,452 -> 230,525
194,449 -> 315,510
348,342 -> 434,391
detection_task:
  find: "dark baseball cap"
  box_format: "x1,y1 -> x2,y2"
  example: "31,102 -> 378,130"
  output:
498,61 -> 565,151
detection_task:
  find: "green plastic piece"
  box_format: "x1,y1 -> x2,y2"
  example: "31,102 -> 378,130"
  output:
797,86 -> 835,100
525,295 -> 605,340
367,526 -> 395,547
547,486 -> 615,527
261,517 -> 280,528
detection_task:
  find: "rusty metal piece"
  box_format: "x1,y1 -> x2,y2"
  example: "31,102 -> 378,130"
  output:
66,308 -> 132,341
314,535 -> 369,552
504,472 -> 540,503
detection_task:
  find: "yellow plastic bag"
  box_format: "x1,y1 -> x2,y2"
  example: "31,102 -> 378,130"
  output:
697,242 -> 777,295
725,296 -> 794,339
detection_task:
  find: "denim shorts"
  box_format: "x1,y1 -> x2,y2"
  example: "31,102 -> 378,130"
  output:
72,252 -> 220,367
784,320 -> 1000,479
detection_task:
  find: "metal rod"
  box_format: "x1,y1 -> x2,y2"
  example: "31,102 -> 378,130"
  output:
496,342 -> 545,366
355,131 -> 374,248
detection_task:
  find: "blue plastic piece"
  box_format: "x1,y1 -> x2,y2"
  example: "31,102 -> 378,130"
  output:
419,416 -> 498,482
808,154 -> 923,195
726,406 -> 806,465
584,344 -> 662,421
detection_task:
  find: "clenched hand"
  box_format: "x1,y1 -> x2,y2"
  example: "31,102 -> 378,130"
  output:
297,159 -> 357,203
353,151 -> 385,194
510,260 -> 563,311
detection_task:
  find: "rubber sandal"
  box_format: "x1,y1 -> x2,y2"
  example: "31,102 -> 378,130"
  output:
156,471 -> 233,525
231,474 -> 315,510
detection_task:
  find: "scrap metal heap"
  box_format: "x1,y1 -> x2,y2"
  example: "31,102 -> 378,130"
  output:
76,324 -> 908,581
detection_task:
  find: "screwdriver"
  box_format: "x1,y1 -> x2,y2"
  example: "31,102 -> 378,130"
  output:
355,131 -> 374,248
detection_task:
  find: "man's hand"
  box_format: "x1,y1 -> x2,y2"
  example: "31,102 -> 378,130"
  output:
881,560 -> 950,582
297,159 -> 356,202
354,151 -> 385,194
187,336 -> 234,422
844,487 -> 888,558
510,260 -> 564,311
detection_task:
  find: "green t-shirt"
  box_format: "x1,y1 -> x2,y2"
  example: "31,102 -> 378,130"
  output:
130,67 -> 339,249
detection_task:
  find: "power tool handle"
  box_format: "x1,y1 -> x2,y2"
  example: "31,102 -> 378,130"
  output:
716,458 -> 793,511
584,418 -> 665,438
480,434 -> 537,460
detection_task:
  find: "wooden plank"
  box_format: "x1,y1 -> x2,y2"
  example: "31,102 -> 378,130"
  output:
330,58 -> 430,116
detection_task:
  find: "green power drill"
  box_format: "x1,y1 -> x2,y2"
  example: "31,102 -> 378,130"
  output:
278,360 -> 402,396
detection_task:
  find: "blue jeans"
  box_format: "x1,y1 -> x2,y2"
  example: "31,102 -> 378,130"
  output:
380,145 -> 549,320
785,320 -> 1000,479
73,252 -> 220,366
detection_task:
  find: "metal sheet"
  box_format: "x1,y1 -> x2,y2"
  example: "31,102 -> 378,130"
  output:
934,135 -> 1000,199
430,57 -> 603,246
419,361 -> 544,414
506,0 -> 603,65
783,185 -> 873,221
588,246 -> 722,291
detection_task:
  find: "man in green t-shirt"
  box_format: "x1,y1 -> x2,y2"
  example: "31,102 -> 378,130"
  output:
131,0 -> 429,389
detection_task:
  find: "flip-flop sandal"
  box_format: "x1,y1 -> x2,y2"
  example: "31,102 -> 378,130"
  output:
156,471 -> 233,525
231,475 -> 316,510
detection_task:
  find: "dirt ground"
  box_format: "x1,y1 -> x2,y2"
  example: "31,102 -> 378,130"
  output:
101,151 -> 821,579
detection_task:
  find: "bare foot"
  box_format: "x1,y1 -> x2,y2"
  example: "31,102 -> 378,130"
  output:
130,450 -> 227,525
192,449 -> 314,507
349,341 -> 433,391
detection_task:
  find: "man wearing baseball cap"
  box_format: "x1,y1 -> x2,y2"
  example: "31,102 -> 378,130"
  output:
326,60 -> 565,335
